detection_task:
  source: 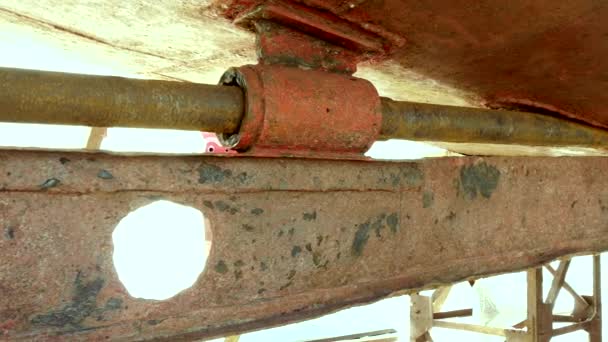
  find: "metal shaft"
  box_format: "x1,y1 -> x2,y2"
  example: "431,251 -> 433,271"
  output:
1,67 -> 607,149
380,97 -> 608,147
0,67 -> 244,132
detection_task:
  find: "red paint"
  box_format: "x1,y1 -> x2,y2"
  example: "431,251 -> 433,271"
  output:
218,0 -> 608,129
220,65 -> 382,158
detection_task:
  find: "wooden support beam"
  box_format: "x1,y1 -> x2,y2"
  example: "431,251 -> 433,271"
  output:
545,260 -> 570,310
526,268 -> 553,342
431,286 -> 452,313
586,255 -> 602,342
410,294 -> 433,342
545,263 -> 589,315
85,127 -> 107,150
432,321 -> 507,336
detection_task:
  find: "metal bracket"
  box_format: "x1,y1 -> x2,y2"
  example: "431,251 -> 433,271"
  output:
215,0 -> 389,158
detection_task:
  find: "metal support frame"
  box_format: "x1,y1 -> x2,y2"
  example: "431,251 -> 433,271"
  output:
1,151 -> 608,340
410,255 -> 602,341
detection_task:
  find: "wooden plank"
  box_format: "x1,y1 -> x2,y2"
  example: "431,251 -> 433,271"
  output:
545,259 -> 570,309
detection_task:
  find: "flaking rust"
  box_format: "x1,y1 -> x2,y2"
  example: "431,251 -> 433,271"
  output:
1,150 -> 608,340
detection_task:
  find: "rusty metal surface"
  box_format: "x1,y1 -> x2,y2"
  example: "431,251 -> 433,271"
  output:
3,66 -> 608,154
1,150 -> 608,340
219,65 -> 382,157
380,98 -> 608,148
221,0 -> 608,130
0,67 -> 244,133
232,1 -> 403,74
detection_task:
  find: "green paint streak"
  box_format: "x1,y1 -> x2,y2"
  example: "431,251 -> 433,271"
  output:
459,162 -> 501,200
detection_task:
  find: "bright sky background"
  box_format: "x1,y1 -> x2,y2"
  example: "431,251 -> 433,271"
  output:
0,26 -> 605,342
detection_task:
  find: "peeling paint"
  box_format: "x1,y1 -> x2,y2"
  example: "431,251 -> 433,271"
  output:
30,272 -> 113,329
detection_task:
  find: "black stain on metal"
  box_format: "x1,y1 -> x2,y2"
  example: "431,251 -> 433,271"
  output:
215,260 -> 228,274
378,166 -> 424,187
242,224 -> 255,232
386,213 -> 399,233
198,163 -> 251,185
203,200 -> 214,209
59,157 -> 70,165
372,215 -> 386,238
97,170 -> 113,180
446,211 -> 457,221
236,172 -> 249,183
422,191 -> 434,208
31,271 -> 106,329
4,226 -> 14,240
215,201 -> 238,215
316,235 -> 323,246
303,211 -> 317,221
459,162 -> 500,200
258,288 -> 266,294
287,270 -> 296,279
305,243 -> 313,252
279,281 -> 293,290
147,319 -> 164,326
351,213 -> 399,256
215,201 -> 230,212
251,208 -> 264,216
291,245 -> 302,257
198,163 -> 232,184
570,200 -> 577,209
234,260 -> 245,267
40,178 -> 60,189
600,199 -> 608,213
336,252 -> 341,260
312,252 -> 329,269
352,222 -> 371,257
312,252 -> 321,266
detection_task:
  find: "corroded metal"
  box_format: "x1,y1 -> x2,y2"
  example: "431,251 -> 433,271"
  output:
2,67 -> 608,153
0,67 -> 244,133
1,150 -> 608,340
218,65 -> 382,157
222,0 -> 608,130
380,98 -> 608,148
